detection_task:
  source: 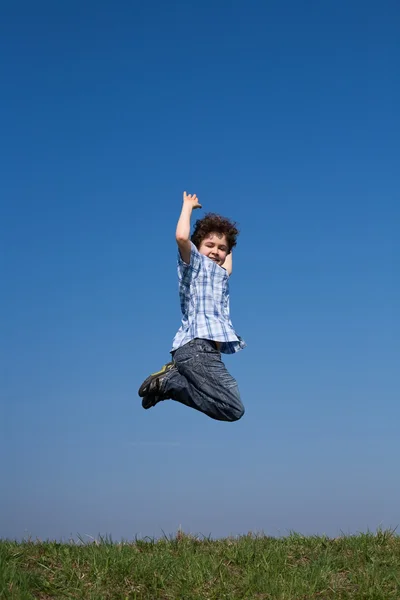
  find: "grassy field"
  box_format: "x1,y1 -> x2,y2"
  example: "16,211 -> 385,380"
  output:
1,529 -> 399,599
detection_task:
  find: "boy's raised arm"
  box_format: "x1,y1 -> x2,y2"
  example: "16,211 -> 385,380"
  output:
223,252 -> 233,276
175,192 -> 202,264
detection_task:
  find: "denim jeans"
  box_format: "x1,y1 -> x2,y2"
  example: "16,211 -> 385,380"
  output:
164,338 -> 245,422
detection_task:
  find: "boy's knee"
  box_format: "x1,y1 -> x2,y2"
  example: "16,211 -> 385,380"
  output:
228,404 -> 245,422
225,387 -> 245,421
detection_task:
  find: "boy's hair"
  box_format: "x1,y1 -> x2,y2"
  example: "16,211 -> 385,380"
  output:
191,213 -> 239,253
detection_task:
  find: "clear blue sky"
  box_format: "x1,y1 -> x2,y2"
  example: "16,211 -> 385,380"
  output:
1,0 -> 399,541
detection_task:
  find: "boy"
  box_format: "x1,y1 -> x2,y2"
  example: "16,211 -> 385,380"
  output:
138,192 -> 246,422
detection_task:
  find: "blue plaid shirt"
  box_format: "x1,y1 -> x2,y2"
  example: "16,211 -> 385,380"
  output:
171,242 -> 246,354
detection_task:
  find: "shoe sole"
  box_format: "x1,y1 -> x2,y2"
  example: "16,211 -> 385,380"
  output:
142,395 -> 157,410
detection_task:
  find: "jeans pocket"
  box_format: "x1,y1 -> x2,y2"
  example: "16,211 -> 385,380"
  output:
174,345 -> 198,367
177,354 -> 196,365
198,341 -> 219,355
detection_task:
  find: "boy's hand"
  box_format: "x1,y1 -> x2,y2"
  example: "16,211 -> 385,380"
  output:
183,191 -> 202,210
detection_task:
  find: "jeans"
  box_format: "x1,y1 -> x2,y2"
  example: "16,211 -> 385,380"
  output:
164,338 -> 245,422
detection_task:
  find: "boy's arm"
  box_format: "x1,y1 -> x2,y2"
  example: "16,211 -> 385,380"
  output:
175,191 -> 202,264
223,252 -> 233,276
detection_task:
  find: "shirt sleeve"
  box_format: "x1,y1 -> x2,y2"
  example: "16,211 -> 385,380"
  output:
177,241 -> 202,282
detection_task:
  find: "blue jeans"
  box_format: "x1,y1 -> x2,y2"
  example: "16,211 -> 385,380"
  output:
164,338 -> 245,422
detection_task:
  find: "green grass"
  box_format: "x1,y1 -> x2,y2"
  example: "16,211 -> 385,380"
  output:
1,530 -> 399,599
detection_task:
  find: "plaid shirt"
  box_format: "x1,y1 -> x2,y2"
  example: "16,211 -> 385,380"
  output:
171,242 -> 246,354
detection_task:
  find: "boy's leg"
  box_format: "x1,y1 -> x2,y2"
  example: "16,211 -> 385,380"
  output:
163,338 -> 244,422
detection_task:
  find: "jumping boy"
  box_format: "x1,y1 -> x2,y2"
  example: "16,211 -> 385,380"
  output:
138,191 -> 246,422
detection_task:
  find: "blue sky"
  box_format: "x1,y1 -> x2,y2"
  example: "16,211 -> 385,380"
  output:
1,0 -> 399,541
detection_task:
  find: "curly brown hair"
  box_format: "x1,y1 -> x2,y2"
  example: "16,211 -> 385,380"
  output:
191,213 -> 239,253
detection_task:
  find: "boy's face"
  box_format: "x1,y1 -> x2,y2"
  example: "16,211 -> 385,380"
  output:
198,232 -> 229,266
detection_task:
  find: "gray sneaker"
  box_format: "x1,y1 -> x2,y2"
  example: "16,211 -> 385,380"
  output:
138,361 -> 175,398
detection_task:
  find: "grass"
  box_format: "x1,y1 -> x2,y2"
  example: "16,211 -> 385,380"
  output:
1,529 -> 399,599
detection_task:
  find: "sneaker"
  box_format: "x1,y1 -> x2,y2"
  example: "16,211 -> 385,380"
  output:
141,394 -> 164,410
138,361 -> 175,398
